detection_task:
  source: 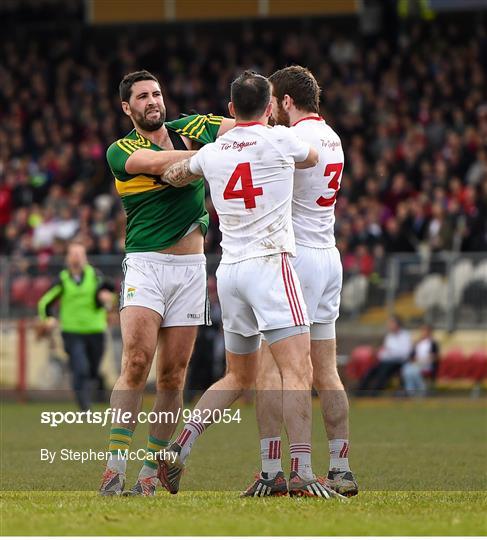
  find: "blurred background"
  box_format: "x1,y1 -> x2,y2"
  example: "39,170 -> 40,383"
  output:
0,0 -> 486,399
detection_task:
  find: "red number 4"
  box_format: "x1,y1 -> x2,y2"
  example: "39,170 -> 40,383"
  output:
223,162 -> 263,209
316,162 -> 343,207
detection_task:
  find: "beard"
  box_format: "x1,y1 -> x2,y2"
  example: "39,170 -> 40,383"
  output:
272,102 -> 290,127
132,104 -> 166,131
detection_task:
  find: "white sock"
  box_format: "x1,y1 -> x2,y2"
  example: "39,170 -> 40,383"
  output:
329,439 -> 350,471
175,420 -> 205,463
260,437 -> 282,478
107,453 -> 127,474
289,443 -> 313,480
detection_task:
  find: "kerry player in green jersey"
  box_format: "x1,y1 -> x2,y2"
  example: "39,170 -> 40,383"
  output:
100,70 -> 234,496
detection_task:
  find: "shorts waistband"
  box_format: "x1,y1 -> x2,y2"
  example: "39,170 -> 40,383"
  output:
125,252 -> 206,266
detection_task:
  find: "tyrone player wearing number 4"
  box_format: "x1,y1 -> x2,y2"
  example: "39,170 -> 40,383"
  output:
158,71 -> 342,499
245,66 -> 358,497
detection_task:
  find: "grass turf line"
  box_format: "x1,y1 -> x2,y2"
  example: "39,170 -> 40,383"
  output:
1,490 -> 486,536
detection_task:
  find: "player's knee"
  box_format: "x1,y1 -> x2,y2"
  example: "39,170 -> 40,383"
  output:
313,369 -> 343,392
157,361 -> 187,390
123,350 -> 152,387
225,367 -> 255,392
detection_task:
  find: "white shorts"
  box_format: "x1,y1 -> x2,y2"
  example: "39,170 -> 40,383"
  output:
292,245 -> 342,324
216,253 -> 309,337
120,252 -> 208,327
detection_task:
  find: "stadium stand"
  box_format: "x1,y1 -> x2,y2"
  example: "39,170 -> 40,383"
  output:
0,5 -> 485,394
1,14 -> 486,268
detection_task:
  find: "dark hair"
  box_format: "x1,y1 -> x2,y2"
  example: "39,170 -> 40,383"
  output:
269,66 -> 320,114
119,70 -> 160,102
230,70 -> 270,120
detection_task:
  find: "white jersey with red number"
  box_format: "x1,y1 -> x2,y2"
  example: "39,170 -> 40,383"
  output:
291,117 -> 344,249
189,122 -> 310,263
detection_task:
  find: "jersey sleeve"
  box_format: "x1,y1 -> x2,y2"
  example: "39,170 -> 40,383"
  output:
189,146 -> 207,177
106,139 -> 140,180
284,128 -> 311,163
165,114 -> 223,145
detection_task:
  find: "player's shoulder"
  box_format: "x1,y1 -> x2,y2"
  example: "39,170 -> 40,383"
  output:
106,130 -> 150,161
265,124 -> 297,143
166,113 -> 223,133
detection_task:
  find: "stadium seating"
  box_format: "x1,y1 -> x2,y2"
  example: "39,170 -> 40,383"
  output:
346,345 -> 487,387
345,346 -> 377,381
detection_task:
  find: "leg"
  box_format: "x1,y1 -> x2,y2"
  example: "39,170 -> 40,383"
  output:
132,325 -> 198,488
158,333 -> 260,494
85,333 -> 106,402
151,325 -> 198,442
357,363 -> 381,394
311,338 -> 349,440
110,307 -> 161,429
311,331 -> 359,496
62,333 -> 91,411
256,340 -> 283,439
373,361 -> 402,393
100,306 -> 161,495
268,333 -> 312,445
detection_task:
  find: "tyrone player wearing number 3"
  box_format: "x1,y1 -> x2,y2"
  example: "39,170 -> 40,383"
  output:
158,71 -> 342,499
247,66 -> 358,497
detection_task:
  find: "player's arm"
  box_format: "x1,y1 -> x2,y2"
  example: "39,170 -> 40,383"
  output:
162,158 -> 200,188
295,146 -> 319,169
125,148 -> 196,175
283,127 -> 319,170
162,148 -> 206,188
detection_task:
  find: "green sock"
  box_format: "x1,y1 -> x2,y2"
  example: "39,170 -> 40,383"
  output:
107,427 -> 134,473
139,435 -> 169,476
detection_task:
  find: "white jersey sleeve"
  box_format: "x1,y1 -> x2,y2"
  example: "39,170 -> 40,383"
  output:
272,125 -> 310,163
291,118 -> 344,248
189,147 -> 207,176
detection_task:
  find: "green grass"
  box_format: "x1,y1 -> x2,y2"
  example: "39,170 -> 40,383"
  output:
1,490 -> 486,536
1,399 -> 486,535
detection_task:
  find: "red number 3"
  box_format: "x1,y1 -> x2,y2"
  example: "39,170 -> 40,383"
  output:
223,162 -> 263,209
316,162 -> 343,207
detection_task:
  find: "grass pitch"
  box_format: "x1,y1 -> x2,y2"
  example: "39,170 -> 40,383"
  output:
1,398 -> 486,535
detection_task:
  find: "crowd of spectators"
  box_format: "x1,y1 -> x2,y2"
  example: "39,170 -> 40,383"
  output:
1,12 -> 487,278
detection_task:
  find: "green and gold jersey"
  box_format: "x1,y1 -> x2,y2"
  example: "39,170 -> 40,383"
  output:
106,114 -> 223,253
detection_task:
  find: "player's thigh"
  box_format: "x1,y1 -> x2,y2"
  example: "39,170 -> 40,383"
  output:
119,306 -> 161,374
242,254 -> 309,331
162,255 -> 207,327
120,255 -> 165,319
291,246 -> 322,321
314,247 -> 342,324
257,340 -> 282,391
216,263 -> 259,337
225,348 -> 259,389
268,332 -> 312,389
155,325 -> 198,388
